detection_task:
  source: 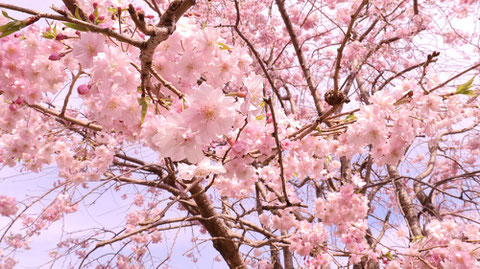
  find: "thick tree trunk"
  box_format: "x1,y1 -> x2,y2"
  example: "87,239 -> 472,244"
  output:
387,165 -> 423,237
189,182 -> 246,268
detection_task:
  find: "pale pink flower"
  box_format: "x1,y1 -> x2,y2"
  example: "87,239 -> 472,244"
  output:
183,84 -> 237,142
210,51 -> 238,85
196,27 -> 220,54
72,32 -> 105,68
241,74 -> 264,115
151,231 -> 162,243
351,174 -> 366,188
133,194 -> 144,207
178,48 -> 206,84
0,195 -> 18,217
177,158 -> 225,180
151,114 -> 204,163
92,46 -> 137,88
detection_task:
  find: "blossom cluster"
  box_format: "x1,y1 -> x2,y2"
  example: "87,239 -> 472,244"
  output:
0,0 -> 479,268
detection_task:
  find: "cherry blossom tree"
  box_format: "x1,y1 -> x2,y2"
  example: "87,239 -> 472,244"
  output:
0,0 -> 480,268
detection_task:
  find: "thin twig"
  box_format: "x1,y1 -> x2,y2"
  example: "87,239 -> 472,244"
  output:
265,97 -> 291,206
29,103 -> 102,131
428,63 -> 480,93
333,0 -> 368,94
0,3 -> 144,47
275,0 -> 323,116
60,67 -> 83,117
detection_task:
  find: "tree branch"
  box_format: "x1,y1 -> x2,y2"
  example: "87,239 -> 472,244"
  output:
333,0 -> 368,94
275,0 -> 323,117
0,3 -> 144,47
61,0 -> 87,21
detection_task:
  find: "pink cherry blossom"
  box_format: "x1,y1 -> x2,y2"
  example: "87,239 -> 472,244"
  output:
72,32 -> 105,68
183,84 -> 237,142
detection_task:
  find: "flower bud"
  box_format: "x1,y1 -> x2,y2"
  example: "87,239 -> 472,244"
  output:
48,52 -> 65,61
55,33 -> 68,41
14,97 -> 24,105
9,103 -> 17,112
77,84 -> 90,95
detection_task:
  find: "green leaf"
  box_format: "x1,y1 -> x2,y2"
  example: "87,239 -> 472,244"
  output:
74,7 -> 82,20
344,113 -> 357,122
384,251 -> 394,261
0,21 -> 25,38
138,97 -> 148,124
63,22 -> 88,32
0,21 -> 13,32
455,77 -> 476,96
42,31 -> 55,39
218,42 -> 231,50
325,154 -> 332,165
2,10 -> 16,21
42,24 -> 57,39
256,114 -> 265,120
259,100 -> 265,108
93,7 -> 100,24
107,7 -> 118,14
412,235 -> 425,243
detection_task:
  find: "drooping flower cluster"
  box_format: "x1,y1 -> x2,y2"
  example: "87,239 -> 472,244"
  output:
150,84 -> 238,163
314,184 -> 370,263
392,219 -> 480,268
0,195 -> 17,217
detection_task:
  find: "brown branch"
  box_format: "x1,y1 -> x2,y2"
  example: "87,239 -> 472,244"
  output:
28,103 -> 103,131
333,0 -> 368,94
110,175 -> 182,196
387,165 -> 423,238
374,61 -> 424,93
412,130 -> 451,219
158,0 -> 195,26
147,0 -> 162,17
418,51 -> 440,94
428,63 -> 480,93
371,211 -> 391,249
61,0 -> 87,21
60,67 -> 83,117
231,0 -> 286,112
136,0 -> 195,100
148,65 -> 185,99
79,177 -> 203,269
128,4 -> 155,35
265,97 -> 291,206
189,180 -> 247,268
275,0 -> 323,117
0,3 -> 143,47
